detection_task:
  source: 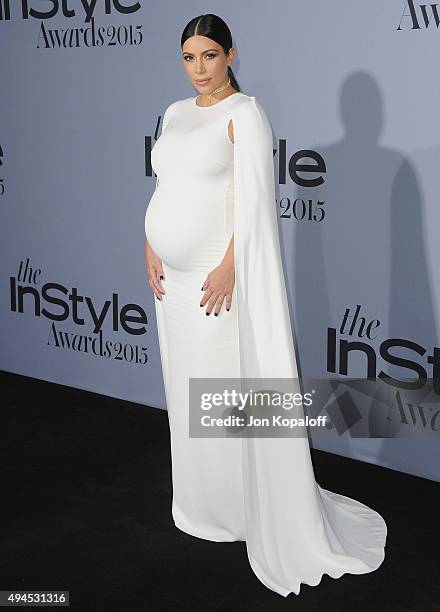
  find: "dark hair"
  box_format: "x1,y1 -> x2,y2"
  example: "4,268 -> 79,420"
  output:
181,14 -> 240,92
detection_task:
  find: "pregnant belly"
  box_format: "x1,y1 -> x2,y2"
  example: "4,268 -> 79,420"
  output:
145,188 -> 229,271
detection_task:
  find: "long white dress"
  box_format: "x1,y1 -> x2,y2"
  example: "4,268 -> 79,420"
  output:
144,91 -> 387,597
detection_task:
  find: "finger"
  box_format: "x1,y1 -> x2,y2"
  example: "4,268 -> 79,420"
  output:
200,287 -> 214,307
149,273 -> 164,299
213,294 -> 226,316
148,277 -> 155,291
225,292 -> 232,312
150,280 -> 162,301
152,268 -> 165,294
205,292 -> 221,316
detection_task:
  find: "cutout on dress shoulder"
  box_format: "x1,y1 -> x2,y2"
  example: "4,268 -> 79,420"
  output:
227,119 -> 234,145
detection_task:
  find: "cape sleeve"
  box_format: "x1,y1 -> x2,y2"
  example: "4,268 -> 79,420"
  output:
231,96 -> 300,381
228,97 -> 387,598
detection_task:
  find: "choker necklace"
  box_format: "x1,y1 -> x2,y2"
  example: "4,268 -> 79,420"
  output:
203,77 -> 231,105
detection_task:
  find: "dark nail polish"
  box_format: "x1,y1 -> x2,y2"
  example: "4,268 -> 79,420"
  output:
200,304 -> 203,307
206,312 -> 209,316
160,276 -> 164,280
214,313 -> 218,316
226,308 -> 230,311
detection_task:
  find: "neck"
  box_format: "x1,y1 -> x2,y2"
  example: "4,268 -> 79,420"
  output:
198,77 -> 232,105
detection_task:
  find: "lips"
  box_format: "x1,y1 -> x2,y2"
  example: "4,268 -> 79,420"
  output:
196,78 -> 211,85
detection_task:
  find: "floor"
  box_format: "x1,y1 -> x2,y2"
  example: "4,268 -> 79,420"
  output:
1,370 -> 439,611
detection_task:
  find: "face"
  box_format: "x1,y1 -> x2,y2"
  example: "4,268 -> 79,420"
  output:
181,35 -> 235,93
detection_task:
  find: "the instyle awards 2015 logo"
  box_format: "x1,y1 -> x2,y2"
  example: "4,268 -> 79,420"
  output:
319,304 -> 440,438
0,0 -> 143,48
10,258 -> 151,365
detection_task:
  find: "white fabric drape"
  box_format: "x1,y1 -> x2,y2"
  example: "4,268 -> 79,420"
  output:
231,96 -> 387,596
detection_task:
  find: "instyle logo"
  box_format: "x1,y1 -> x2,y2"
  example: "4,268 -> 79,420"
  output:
314,304 -> 440,437
10,258 -> 151,365
0,0 -> 141,22
327,304 -> 439,394
277,144 -> 326,188
145,120 -> 328,224
276,144 -> 326,223
0,0 -> 144,50
397,0 -> 440,29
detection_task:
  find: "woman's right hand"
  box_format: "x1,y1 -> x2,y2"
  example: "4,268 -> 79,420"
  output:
145,240 -> 166,300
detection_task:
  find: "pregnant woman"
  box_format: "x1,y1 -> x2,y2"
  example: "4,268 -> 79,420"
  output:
144,13 -> 387,597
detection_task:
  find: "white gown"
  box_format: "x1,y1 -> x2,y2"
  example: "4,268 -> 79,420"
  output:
144,91 -> 387,597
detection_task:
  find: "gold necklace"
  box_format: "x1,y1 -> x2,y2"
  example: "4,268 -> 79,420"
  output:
203,77 -> 231,105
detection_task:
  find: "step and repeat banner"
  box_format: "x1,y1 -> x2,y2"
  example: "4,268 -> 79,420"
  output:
1,1 -> 439,481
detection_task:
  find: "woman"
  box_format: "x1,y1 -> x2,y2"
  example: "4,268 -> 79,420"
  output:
144,13 -> 387,597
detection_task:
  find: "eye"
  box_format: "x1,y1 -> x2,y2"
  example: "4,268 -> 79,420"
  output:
183,53 -> 217,61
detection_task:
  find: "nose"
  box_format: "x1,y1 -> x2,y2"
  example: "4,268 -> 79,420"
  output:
195,60 -> 206,75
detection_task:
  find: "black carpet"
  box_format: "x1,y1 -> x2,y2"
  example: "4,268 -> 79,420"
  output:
1,370 -> 439,611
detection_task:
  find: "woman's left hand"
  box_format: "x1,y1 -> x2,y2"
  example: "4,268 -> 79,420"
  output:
200,262 -> 235,315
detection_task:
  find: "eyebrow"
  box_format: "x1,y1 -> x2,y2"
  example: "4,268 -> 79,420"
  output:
182,49 -> 219,55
